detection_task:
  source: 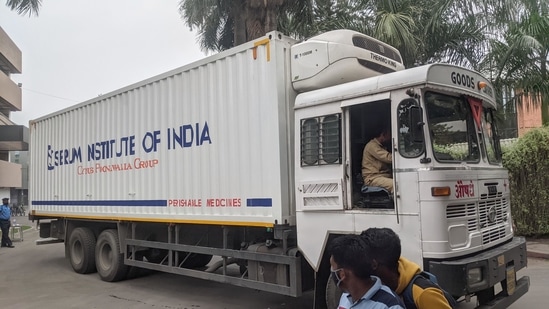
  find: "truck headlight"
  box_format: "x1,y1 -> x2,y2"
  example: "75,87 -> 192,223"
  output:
467,267 -> 483,285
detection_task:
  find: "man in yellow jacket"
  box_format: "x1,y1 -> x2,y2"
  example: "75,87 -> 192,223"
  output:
360,228 -> 453,309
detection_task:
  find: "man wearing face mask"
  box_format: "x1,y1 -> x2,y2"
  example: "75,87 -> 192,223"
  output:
329,234 -> 403,309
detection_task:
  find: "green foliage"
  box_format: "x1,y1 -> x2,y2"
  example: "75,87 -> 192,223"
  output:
503,127 -> 549,236
500,138 -> 518,154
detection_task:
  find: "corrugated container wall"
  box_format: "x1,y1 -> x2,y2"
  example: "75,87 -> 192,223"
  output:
30,32 -> 297,227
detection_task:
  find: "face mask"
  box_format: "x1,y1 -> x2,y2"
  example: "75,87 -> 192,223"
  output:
330,268 -> 343,288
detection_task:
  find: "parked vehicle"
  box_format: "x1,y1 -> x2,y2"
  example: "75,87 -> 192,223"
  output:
29,29 -> 528,308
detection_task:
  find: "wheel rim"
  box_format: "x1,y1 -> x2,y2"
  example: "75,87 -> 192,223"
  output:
72,241 -> 83,264
98,242 -> 113,271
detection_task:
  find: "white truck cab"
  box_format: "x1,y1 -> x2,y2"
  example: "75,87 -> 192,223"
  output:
294,62 -> 528,307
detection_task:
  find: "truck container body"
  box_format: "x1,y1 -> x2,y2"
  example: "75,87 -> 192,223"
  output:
31,34 -> 296,227
30,30 -> 528,308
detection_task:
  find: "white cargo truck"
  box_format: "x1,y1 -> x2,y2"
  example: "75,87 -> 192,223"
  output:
30,30 -> 529,308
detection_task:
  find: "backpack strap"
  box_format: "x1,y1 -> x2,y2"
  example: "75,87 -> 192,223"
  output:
403,272 -> 457,309
402,274 -> 420,309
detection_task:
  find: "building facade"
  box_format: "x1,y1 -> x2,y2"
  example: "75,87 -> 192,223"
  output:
0,26 -> 28,204
516,93 -> 543,137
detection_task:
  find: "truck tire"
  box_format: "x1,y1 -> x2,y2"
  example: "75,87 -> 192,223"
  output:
95,229 -> 129,282
68,227 -> 97,274
325,276 -> 343,308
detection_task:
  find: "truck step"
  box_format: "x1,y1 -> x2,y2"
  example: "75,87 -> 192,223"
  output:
36,238 -> 64,245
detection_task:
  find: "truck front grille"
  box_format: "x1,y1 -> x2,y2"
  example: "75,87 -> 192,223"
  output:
479,192 -> 507,227
482,226 -> 506,244
446,203 -> 477,232
446,193 -> 509,245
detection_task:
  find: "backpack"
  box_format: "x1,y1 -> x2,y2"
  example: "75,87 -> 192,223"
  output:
402,271 -> 458,309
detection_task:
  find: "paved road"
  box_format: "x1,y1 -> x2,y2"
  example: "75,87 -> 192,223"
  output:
0,218 -> 546,309
0,219 -> 313,309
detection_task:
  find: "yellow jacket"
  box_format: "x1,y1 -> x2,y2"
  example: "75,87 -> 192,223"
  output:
395,257 -> 452,309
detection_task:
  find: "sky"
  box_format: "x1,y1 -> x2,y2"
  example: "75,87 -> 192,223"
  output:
0,0 -> 205,126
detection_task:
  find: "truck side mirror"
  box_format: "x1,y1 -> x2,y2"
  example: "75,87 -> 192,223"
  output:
410,106 -> 425,143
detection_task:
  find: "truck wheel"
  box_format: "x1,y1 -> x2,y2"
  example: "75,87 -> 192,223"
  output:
95,229 -> 129,282
181,253 -> 213,268
326,276 -> 343,308
68,227 -> 97,274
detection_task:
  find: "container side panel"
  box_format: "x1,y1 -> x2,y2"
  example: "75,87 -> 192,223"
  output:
29,37 -> 295,227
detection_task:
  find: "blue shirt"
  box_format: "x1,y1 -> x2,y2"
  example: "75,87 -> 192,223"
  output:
338,276 -> 404,309
0,204 -> 10,220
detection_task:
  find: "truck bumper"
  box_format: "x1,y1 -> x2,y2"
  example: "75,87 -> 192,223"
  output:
427,237 -> 529,308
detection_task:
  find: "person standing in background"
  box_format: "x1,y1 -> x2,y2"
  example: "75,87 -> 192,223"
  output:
0,197 -> 15,248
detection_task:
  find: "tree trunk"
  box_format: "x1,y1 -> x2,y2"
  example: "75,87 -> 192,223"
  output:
264,0 -> 285,33
241,0 -> 286,41
246,0 -> 266,40
232,0 -> 247,45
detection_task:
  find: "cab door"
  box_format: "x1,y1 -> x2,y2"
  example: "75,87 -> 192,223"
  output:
340,93 -> 393,209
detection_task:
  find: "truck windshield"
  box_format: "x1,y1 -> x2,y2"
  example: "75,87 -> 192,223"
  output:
425,92 -> 480,162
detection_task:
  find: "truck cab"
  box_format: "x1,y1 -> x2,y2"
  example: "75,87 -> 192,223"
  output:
294,63 -> 529,307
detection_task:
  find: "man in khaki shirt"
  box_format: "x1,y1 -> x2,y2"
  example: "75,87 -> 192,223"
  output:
362,128 -> 393,193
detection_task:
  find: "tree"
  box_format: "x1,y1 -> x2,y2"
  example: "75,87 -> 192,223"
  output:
5,0 -> 42,16
281,0 -> 486,69
178,0 -> 238,52
480,0 -> 549,125
179,0 -> 288,53
178,0 -> 488,68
